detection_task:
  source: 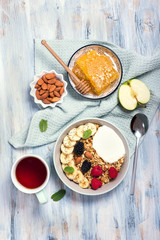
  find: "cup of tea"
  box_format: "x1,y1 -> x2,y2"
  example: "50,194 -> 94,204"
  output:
11,154 -> 50,204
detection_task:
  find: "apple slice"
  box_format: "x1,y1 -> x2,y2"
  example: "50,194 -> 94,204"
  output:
118,79 -> 150,110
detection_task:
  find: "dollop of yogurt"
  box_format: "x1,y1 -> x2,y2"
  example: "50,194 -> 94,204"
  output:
93,126 -> 125,163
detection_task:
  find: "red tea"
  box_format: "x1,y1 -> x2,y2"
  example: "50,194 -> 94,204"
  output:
16,157 -> 47,189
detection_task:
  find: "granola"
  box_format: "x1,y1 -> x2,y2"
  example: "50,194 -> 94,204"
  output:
60,123 -> 125,190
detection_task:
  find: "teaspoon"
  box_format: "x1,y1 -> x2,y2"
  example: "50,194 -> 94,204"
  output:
130,113 -> 149,195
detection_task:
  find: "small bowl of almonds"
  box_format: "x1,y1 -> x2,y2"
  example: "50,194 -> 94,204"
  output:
30,70 -> 67,108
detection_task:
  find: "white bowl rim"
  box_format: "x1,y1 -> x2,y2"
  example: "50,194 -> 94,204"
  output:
53,118 -> 130,196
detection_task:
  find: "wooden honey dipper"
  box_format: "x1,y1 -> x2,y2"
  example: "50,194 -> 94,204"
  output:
41,40 -> 91,95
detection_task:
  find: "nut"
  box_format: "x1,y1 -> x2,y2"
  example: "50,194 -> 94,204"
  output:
46,73 -> 56,79
54,91 -> 60,97
50,97 -> 60,102
39,89 -> 45,95
47,84 -> 52,90
49,92 -> 54,98
55,80 -> 64,87
42,99 -> 50,104
49,85 -> 56,92
41,83 -> 48,90
84,151 -> 93,159
60,87 -> 64,96
75,157 -> 82,165
37,78 -> 44,85
48,79 -> 56,84
42,75 -> 48,83
40,91 -> 49,100
36,90 -> 41,100
35,84 -> 39,89
55,87 -> 61,92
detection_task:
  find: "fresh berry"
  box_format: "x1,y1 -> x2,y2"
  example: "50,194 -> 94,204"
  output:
91,178 -> 102,190
91,166 -> 103,177
81,160 -> 91,174
109,167 -> 118,179
74,141 -> 84,156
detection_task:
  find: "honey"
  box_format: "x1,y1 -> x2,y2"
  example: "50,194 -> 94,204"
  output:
72,50 -> 119,95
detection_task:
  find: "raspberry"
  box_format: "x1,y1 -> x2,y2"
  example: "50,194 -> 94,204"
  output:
109,167 -> 118,179
74,141 -> 84,156
81,160 -> 91,174
91,178 -> 102,190
91,166 -> 103,177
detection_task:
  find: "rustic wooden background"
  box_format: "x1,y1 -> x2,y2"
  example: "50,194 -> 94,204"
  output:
0,0 -> 160,239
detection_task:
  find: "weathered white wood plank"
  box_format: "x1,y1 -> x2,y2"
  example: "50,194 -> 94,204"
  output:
0,0 -> 159,239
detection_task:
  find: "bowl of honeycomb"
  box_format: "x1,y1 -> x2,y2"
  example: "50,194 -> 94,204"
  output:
67,44 -> 123,99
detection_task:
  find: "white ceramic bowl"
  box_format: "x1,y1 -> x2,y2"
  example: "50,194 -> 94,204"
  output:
30,70 -> 68,108
67,44 -> 123,100
53,118 -> 130,196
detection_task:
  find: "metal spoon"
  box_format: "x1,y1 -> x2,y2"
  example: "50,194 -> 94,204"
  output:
130,113 -> 149,195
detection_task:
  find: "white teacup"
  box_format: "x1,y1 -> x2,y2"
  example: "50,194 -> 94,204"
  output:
11,154 -> 50,204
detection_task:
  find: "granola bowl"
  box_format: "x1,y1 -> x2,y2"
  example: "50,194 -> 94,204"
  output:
67,44 -> 123,100
53,118 -> 129,196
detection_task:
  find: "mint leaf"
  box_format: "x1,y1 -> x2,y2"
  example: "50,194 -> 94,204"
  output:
83,129 -> 92,139
39,119 -> 48,132
51,189 -> 66,202
64,166 -> 74,174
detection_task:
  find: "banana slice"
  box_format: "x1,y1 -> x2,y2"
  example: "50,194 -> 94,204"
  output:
79,178 -> 89,188
60,153 -> 73,164
77,125 -> 85,138
73,170 -> 84,183
62,164 -> 67,170
62,161 -> 76,171
61,144 -> 74,155
84,123 -> 96,136
68,128 -> 81,141
66,169 -> 78,180
68,160 -> 76,167
63,135 -> 76,148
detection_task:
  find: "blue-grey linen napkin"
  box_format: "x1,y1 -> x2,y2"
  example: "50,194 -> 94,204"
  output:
9,40 -> 160,156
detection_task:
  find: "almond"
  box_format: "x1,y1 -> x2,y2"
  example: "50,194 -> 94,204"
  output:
37,78 -> 44,85
42,99 -> 50,104
55,81 -> 64,87
50,97 -> 60,102
46,73 -> 56,79
49,85 -> 56,92
36,90 -> 41,100
49,92 -> 55,98
55,87 -> 61,92
47,84 -> 52,90
41,83 -> 48,90
84,151 -> 93,159
48,78 -> 56,84
54,91 -> 60,97
42,75 -> 48,83
39,89 -> 45,95
59,87 -> 64,96
75,157 -> 82,165
40,91 -> 49,100
35,84 -> 39,89
46,97 -> 53,102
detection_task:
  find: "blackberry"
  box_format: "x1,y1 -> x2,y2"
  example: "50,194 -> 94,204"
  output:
81,160 -> 91,174
74,141 -> 84,156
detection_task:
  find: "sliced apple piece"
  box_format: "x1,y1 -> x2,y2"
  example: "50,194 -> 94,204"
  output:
130,79 -> 150,104
118,79 -> 150,111
118,83 -> 137,110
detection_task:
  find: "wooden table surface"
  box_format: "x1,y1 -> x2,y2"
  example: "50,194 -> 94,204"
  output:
0,0 -> 160,240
